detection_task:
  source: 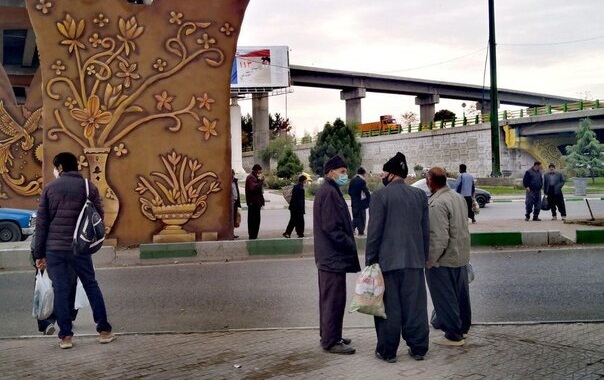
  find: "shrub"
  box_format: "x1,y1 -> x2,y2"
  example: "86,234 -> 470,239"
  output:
276,149 -> 304,180
309,118 -> 362,176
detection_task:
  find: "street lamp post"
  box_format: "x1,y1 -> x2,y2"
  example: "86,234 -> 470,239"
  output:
489,0 -> 502,177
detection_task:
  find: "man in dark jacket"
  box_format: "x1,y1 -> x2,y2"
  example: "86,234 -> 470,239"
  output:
283,175 -> 307,238
314,155 -> 360,355
245,164 -> 265,239
544,163 -> 567,220
366,152 -> 430,363
348,167 -> 371,235
523,161 -> 543,221
34,152 -> 114,349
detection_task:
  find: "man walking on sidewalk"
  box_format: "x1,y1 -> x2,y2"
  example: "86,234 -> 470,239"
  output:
523,161 -> 543,221
245,164 -> 265,239
544,163 -> 567,221
454,164 -> 476,223
426,167 -> 472,347
283,175 -> 307,238
348,167 -> 371,235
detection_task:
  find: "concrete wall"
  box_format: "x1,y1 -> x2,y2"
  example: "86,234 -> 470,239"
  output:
243,123 -> 537,178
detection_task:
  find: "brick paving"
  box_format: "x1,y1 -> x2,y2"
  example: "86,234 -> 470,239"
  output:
2,323 -> 602,379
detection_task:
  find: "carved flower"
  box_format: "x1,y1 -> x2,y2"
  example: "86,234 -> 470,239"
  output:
167,150 -> 181,166
89,33 -> 102,48
51,60 -> 65,75
35,0 -> 52,15
153,58 -> 167,72
57,14 -> 86,53
169,11 -> 183,25
196,93 -> 215,111
198,117 -> 218,140
220,22 -> 235,36
117,16 -> 144,55
196,33 -> 216,49
86,65 -> 96,76
116,61 -> 140,88
154,91 -> 174,111
93,13 -> 109,27
63,96 -> 77,109
70,95 -> 112,139
113,143 -> 128,157
77,155 -> 88,170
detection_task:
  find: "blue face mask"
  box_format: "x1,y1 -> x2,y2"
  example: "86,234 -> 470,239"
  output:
335,174 -> 348,186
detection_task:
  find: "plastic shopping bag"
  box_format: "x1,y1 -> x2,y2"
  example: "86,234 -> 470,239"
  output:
74,278 -> 90,310
349,264 -> 387,319
471,198 -> 480,215
32,270 -> 54,320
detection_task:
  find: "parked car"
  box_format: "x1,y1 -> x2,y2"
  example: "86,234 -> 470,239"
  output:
0,207 -> 36,242
411,178 -> 491,208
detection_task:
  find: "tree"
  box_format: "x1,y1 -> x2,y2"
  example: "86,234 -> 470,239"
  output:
260,135 -> 295,163
269,113 -> 292,139
434,109 -> 456,121
276,148 -> 304,179
309,118 -> 361,176
241,113 -> 253,148
563,118 -> 604,178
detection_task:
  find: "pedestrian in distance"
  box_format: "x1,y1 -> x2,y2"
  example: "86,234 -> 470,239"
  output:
365,152 -> 430,363
34,152 -> 115,349
454,164 -> 476,223
425,167 -> 472,347
348,167 -> 371,235
544,163 -> 567,221
313,155 -> 360,355
232,170 -> 241,239
523,161 -> 544,221
245,164 -> 265,240
283,175 -> 307,238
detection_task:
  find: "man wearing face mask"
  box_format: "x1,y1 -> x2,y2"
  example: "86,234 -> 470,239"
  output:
313,155 -> 360,355
365,152 -> 430,363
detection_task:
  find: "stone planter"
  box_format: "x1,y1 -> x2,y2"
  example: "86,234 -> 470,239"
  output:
574,177 -> 588,196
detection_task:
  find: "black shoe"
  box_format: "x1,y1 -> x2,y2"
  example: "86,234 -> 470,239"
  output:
525,217 -> 530,221
375,351 -> 396,363
358,232 -> 365,236
408,348 -> 424,361
325,342 -> 355,355
282,233 -> 290,238
533,217 -> 541,221
471,219 -> 476,224
339,338 -> 351,345
297,234 -> 304,238
233,235 -> 239,239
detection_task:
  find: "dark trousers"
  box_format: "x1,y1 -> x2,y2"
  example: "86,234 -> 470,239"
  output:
46,250 -> 111,339
548,193 -> 566,217
351,206 -> 367,234
464,196 -> 475,221
34,268 -> 78,332
285,210 -> 304,237
426,266 -> 472,342
525,190 -> 541,218
318,270 -> 347,349
374,268 -> 429,359
247,204 -> 262,239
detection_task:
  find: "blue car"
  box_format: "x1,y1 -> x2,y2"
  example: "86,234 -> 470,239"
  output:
0,208 -> 36,242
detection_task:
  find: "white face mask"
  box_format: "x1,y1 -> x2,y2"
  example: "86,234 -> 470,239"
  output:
53,168 -> 60,178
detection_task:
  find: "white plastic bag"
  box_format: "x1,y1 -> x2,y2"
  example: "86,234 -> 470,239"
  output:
349,264 -> 387,319
74,278 -> 90,310
32,271 -> 54,320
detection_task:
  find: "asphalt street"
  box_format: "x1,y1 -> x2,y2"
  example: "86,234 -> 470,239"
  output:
1,248 -> 602,338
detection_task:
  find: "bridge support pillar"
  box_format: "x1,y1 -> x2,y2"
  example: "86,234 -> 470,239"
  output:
252,93 -> 270,170
230,97 -> 245,175
415,94 -> 440,126
340,88 -> 366,126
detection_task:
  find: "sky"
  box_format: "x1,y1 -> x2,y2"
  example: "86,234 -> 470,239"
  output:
236,0 -> 604,137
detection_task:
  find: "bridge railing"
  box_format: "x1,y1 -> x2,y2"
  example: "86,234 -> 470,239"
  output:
242,99 -> 602,150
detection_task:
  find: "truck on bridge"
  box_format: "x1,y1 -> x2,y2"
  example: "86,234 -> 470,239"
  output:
356,115 -> 401,135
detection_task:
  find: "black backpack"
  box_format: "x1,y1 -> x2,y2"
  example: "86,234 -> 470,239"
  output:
72,179 -> 105,255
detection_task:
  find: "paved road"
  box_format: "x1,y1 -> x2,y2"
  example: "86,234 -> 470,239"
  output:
1,248 -> 602,338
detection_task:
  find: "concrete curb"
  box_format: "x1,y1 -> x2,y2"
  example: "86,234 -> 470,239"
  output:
0,245 -> 115,271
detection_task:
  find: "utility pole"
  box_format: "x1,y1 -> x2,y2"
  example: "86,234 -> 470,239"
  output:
488,0 -> 501,177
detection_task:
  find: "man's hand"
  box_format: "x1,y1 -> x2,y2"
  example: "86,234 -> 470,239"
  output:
35,258 -> 47,270
525,187 -> 530,192
426,261 -> 433,269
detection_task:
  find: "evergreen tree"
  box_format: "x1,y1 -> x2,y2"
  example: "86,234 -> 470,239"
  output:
276,149 -> 304,179
309,118 -> 362,176
563,118 -> 604,178
434,109 -> 456,121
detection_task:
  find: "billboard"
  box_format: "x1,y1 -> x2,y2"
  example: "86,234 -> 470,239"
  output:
231,46 -> 290,92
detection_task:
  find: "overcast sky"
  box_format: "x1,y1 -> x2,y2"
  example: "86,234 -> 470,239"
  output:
236,0 -> 604,137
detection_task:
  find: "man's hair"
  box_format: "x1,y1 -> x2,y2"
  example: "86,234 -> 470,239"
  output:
459,164 -> 467,173
298,175 -> 307,183
427,167 -> 447,188
534,161 -> 541,166
357,167 -> 366,175
549,163 -> 555,169
53,152 -> 79,172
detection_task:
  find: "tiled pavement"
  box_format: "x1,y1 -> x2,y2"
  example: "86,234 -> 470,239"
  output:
2,323 -> 602,379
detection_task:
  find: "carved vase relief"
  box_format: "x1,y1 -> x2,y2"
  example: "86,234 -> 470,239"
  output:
25,0 -> 249,244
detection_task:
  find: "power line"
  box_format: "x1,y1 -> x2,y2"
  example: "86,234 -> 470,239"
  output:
379,47 -> 486,74
499,35 -> 604,46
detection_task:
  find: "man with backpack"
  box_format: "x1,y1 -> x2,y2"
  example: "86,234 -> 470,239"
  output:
34,152 -> 115,349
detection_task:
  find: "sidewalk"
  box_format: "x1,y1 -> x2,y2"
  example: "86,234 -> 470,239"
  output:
2,323 -> 602,379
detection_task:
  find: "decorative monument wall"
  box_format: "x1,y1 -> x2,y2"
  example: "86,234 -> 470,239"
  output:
25,0 -> 249,245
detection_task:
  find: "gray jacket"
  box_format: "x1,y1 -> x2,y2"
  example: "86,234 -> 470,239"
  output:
544,172 -> 565,195
427,187 -> 470,268
365,178 -> 429,271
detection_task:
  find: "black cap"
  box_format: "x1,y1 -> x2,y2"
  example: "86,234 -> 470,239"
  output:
324,155 -> 347,173
252,164 -> 262,171
383,152 -> 408,178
